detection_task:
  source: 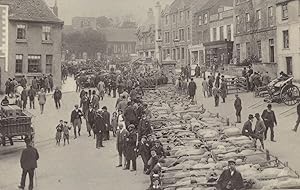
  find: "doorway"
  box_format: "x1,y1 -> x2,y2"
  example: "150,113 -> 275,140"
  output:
286,57 -> 293,75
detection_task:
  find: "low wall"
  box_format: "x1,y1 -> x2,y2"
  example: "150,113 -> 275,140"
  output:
220,63 -> 278,79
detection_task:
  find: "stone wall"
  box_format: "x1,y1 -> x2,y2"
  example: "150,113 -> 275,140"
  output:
220,63 -> 278,79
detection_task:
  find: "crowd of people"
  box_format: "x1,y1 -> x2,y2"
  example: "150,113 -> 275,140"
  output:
2,74 -> 62,115
66,70 -> 167,189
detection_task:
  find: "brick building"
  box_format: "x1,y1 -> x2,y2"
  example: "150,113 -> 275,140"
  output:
276,0 -> 300,81
233,0 -> 277,64
0,0 -> 63,91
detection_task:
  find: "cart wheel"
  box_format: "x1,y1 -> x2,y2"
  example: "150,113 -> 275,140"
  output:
281,85 -> 300,106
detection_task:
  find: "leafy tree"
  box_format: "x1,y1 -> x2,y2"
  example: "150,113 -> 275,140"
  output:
62,29 -> 107,59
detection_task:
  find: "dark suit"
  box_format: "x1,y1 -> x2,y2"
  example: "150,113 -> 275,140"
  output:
124,105 -> 137,127
242,120 -> 253,137
262,109 -> 277,140
102,111 -> 110,140
20,145 -> 39,190
125,131 -> 137,170
217,169 -> 244,190
94,113 -> 105,148
86,109 -> 95,135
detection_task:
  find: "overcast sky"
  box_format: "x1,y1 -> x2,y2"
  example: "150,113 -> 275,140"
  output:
45,0 -> 173,25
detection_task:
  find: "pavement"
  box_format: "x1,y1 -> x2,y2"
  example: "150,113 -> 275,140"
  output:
0,78 -> 148,190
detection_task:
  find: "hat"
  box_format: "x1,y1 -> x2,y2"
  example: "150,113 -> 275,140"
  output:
128,124 -> 135,129
228,159 -> 236,164
24,138 -> 31,145
248,114 -> 254,119
102,106 -> 107,110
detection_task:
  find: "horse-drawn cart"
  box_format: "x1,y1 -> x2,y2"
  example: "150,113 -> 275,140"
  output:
0,105 -> 34,146
255,77 -> 300,106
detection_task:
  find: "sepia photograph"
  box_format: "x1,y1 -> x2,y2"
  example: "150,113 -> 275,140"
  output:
1,0 -> 300,189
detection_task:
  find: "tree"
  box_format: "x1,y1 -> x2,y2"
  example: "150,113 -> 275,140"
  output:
62,29 -> 107,59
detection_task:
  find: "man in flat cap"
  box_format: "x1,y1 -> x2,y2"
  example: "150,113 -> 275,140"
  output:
217,159 -> 244,190
18,138 -> 39,190
254,113 -> 266,149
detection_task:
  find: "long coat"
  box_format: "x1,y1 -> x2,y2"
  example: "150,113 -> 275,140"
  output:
20,146 -> 39,170
102,111 -> 111,131
254,119 -> 266,139
220,81 -> 227,99
94,113 -> 106,133
38,92 -> 46,105
124,106 -> 137,122
188,81 -> 197,96
125,131 -> 137,160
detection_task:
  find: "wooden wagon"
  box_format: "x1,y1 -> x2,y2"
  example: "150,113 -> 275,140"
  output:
0,105 -> 34,146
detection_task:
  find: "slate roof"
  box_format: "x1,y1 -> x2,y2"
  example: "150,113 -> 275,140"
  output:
0,0 -> 63,24
100,28 -> 137,43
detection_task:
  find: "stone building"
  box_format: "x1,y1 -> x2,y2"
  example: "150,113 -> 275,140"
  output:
0,0 -> 63,91
159,0 -> 195,66
191,0 -> 234,66
276,0 -> 300,81
136,8 -> 156,58
233,0 -> 277,65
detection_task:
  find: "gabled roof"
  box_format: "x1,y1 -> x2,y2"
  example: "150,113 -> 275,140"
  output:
0,0 -> 63,24
100,28 -> 137,43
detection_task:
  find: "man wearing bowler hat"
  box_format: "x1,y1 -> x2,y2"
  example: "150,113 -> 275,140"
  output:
262,104 -> 277,141
217,159 -> 244,190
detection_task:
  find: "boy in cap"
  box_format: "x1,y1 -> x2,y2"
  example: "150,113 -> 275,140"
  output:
63,121 -> 71,146
216,159 -> 244,190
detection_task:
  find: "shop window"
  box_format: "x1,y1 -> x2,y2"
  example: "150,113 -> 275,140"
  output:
28,55 -> 41,73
